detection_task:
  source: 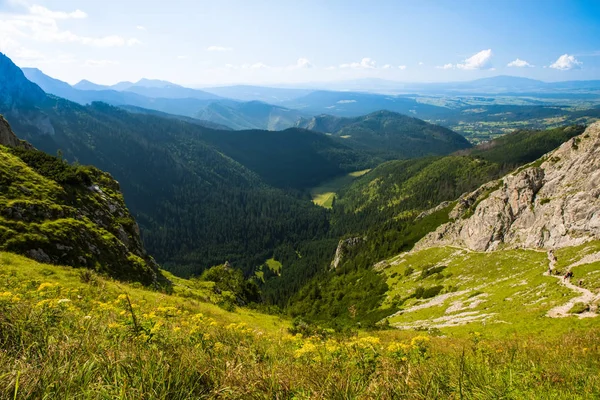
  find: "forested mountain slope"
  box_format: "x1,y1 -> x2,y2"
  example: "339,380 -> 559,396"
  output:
196,100 -> 306,130
296,110 -> 471,160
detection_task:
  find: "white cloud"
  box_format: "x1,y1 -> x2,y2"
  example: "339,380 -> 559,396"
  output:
240,62 -> 270,69
136,25 -> 146,31
291,57 -> 313,69
382,64 -> 392,69
0,5 -> 140,48
29,5 -> 87,19
418,61 -> 424,65
337,100 -> 356,104
207,45 -> 232,52
325,66 -> 336,70
84,59 -> 119,67
507,58 -> 534,68
549,54 -> 582,70
436,63 -> 453,70
456,49 -> 493,70
340,57 -> 376,69
177,55 -> 189,60
398,65 -> 407,70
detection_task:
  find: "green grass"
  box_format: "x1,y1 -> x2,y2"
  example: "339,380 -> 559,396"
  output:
265,257 -> 282,274
2,251 -> 600,398
310,169 -> 370,208
379,245 -> 600,337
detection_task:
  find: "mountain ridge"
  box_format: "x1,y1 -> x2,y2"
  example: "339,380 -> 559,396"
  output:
416,121 -> 600,252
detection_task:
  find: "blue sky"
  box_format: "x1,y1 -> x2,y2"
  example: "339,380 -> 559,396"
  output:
0,0 -> 599,85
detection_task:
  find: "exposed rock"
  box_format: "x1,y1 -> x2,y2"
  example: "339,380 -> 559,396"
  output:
331,237 -> 365,269
416,122 -> 600,251
0,115 -> 32,149
415,201 -> 451,220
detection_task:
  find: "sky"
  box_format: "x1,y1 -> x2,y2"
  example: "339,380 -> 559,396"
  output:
0,0 -> 599,86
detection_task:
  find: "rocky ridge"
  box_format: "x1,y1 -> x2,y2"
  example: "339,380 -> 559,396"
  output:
416,122 -> 600,251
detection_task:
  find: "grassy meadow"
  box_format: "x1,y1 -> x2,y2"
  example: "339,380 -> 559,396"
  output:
311,169 -> 370,208
2,250 -> 600,399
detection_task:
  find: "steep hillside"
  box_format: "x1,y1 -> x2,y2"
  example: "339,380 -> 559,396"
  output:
117,105 -> 233,130
417,122 -> 600,251
296,110 -> 472,160
196,100 -> 306,130
0,117 -> 163,286
195,127 -> 369,189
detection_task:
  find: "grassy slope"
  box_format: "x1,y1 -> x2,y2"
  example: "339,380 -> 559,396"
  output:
2,251 -> 600,398
310,169 -> 370,208
0,145 -> 161,285
378,242 -> 600,337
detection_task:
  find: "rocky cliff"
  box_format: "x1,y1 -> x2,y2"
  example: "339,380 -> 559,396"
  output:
416,121 -> 600,251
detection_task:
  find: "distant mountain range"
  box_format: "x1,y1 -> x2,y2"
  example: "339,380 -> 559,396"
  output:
285,76 -> 600,95
19,63 -> 600,135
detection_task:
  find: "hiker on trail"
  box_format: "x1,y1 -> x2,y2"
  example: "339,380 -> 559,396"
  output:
579,279 -> 583,286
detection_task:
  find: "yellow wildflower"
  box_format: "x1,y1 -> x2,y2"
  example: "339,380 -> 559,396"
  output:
411,335 -> 430,348
294,342 -> 319,360
37,282 -> 54,292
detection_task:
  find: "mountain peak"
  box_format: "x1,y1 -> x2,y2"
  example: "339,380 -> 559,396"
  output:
134,78 -> 182,89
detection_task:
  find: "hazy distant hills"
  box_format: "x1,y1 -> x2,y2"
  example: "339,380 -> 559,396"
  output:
118,105 -> 233,130
22,67 -> 307,130
200,85 -> 313,103
196,100 -> 306,130
300,76 -> 600,95
285,90 -> 446,118
22,67 -> 218,117
296,110 -> 471,160
19,63 -> 600,136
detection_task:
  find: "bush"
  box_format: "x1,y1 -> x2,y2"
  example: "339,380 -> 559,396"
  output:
569,302 -> 589,314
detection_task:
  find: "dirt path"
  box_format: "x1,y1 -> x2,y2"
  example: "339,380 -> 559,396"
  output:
546,251 -> 600,318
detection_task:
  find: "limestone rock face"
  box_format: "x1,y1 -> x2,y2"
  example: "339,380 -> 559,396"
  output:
331,237 -> 365,269
0,115 -> 24,147
416,122 -> 600,251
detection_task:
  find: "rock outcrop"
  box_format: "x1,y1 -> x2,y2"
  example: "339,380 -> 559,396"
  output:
416,122 -> 600,251
331,237 -> 365,269
0,115 -> 32,148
